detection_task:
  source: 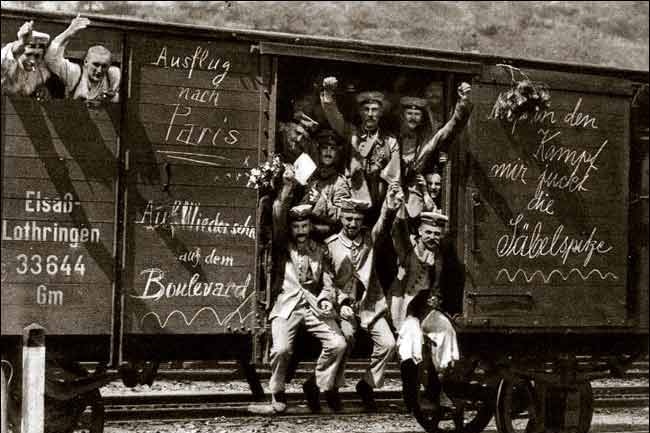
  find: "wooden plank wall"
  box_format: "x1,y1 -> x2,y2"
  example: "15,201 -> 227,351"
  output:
1,97 -> 120,335
462,66 -> 633,327
121,34 -> 263,335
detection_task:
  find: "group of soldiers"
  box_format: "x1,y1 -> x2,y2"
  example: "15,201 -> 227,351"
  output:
265,75 -> 473,414
1,16 -> 120,103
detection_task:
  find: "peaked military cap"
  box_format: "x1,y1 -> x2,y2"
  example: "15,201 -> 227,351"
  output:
316,129 -> 341,147
420,211 -> 449,227
26,30 -> 50,48
338,198 -> 371,214
400,96 -> 428,110
289,204 -> 313,221
356,91 -> 385,106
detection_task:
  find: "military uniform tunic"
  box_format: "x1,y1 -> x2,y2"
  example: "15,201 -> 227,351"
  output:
389,216 -> 459,369
320,93 -> 401,211
324,204 -> 398,389
268,189 -> 346,394
301,167 -> 351,238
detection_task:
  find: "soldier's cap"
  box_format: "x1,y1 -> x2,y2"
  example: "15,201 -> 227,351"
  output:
293,110 -> 320,133
419,211 -> 449,227
400,96 -> 428,110
316,129 -> 341,147
356,91 -> 385,106
26,31 -> 50,49
289,204 -> 313,221
338,198 -> 371,214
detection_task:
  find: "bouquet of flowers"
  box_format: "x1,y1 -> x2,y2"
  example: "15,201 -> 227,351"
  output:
493,64 -> 551,122
246,153 -> 284,193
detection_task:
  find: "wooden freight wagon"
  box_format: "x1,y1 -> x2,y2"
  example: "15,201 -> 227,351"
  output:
1,7 -> 648,433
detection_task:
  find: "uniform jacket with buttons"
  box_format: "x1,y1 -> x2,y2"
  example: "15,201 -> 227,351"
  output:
320,91 -> 401,208
269,184 -> 336,320
389,209 -> 464,330
301,167 -> 351,232
324,203 -> 397,329
390,211 -> 443,329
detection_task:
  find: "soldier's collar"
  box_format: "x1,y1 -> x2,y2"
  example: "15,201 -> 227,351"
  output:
317,165 -> 337,179
414,238 -> 436,266
360,128 -> 380,140
291,239 -> 315,254
339,231 -> 363,248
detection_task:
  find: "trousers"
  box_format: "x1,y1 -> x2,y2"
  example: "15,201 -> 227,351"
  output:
337,315 -> 396,388
269,303 -> 346,393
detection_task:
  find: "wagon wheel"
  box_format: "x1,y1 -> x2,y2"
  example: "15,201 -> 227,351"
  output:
411,362 -> 497,433
495,377 -> 541,433
545,380 -> 593,433
44,389 -> 104,433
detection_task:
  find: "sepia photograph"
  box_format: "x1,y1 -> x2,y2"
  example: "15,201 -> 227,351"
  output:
1,1 -> 648,432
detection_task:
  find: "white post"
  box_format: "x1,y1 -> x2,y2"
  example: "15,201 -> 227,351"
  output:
21,324 -> 45,433
1,359 -> 7,433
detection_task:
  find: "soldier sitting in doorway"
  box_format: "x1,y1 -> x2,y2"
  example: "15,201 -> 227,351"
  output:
45,16 -> 121,105
325,185 -> 403,412
267,165 -> 347,414
390,210 -> 460,416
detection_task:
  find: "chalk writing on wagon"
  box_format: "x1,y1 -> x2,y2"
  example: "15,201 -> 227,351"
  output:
123,36 -> 262,334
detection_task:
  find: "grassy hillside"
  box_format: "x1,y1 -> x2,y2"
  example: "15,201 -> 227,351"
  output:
3,1 -> 649,70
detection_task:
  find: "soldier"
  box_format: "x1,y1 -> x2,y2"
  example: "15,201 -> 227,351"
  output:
320,76 -> 401,218
268,166 -> 347,414
399,96 -> 431,181
399,96 -> 435,218
325,184 -> 403,411
390,211 -> 460,415
45,16 -> 121,104
413,83 -> 473,174
277,111 -> 320,164
1,20 -> 52,98
301,129 -> 352,240
422,172 -> 442,212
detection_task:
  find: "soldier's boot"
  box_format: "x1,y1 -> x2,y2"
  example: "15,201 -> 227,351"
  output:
356,379 -> 377,412
271,391 -> 288,413
324,388 -> 344,413
302,375 -> 321,413
400,359 -> 420,413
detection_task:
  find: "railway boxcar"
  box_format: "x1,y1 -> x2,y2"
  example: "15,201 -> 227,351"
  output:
1,7 -> 648,433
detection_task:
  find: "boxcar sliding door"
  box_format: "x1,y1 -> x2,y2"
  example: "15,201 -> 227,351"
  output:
461,65 -> 634,328
121,32 -> 270,352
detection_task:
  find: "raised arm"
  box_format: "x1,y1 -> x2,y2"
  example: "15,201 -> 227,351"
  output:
45,16 -> 90,86
2,21 -> 33,83
320,76 -> 351,140
271,165 -> 296,248
371,182 -> 403,243
414,83 -> 473,173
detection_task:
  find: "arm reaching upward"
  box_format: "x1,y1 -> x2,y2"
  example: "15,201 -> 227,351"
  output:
271,164 -> 296,248
45,16 -> 90,90
371,182 -> 403,243
414,82 -> 473,173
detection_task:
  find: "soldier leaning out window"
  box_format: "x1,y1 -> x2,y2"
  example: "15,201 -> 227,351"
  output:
45,16 -> 121,105
1,20 -> 54,100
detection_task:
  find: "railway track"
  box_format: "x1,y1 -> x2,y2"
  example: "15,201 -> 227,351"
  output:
101,359 -> 649,382
97,385 -> 649,422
